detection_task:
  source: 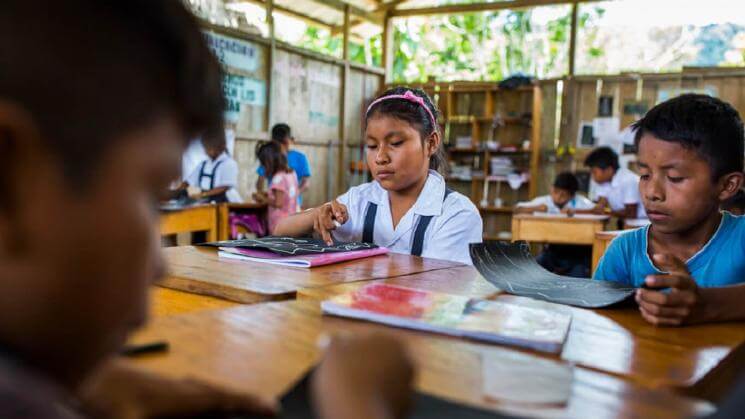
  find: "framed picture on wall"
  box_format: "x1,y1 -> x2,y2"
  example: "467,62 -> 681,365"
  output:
577,122 -> 595,148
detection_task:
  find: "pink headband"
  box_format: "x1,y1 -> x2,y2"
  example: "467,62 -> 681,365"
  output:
365,90 -> 437,129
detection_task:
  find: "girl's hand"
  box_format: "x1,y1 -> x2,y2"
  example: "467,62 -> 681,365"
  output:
313,200 -> 348,245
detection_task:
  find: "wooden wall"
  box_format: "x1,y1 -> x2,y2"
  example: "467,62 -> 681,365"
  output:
204,23 -> 384,208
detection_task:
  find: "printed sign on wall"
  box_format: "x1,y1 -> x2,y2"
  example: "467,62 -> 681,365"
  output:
203,30 -> 259,73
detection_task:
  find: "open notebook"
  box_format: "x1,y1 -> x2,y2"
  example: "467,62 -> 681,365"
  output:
322,283 -> 571,353
218,246 -> 389,268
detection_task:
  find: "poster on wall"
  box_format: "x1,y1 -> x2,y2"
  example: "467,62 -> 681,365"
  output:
223,74 -> 266,123
203,30 -> 259,73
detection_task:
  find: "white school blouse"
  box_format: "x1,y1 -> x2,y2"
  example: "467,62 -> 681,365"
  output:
516,194 -> 595,213
185,152 -> 243,203
333,170 -> 483,265
592,168 -> 647,219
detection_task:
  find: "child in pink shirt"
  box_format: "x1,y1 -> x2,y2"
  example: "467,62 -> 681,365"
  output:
255,141 -> 299,234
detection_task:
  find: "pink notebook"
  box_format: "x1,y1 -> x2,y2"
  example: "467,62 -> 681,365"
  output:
218,246 -> 389,268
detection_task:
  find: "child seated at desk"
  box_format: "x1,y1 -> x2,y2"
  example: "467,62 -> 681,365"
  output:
0,1 -> 411,418
595,94 -> 745,327
254,140 -> 299,234
515,172 -> 595,277
585,146 -> 647,220
175,130 -> 242,203
274,87 -> 483,265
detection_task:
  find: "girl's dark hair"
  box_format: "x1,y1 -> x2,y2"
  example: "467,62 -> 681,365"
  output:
256,141 -> 289,180
365,87 -> 448,173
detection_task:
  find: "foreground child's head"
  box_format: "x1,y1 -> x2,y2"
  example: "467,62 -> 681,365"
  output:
584,146 -> 619,184
0,0 -> 222,387
551,172 -> 580,208
364,87 -> 446,193
257,141 -> 289,180
632,94 -> 744,233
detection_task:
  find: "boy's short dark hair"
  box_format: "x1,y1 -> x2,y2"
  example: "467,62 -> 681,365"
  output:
584,147 -> 620,171
632,94 -> 744,180
553,172 -> 580,195
271,123 -> 292,144
0,0 -> 224,187
722,189 -> 745,212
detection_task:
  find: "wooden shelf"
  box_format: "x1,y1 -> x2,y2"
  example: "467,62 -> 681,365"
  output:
447,116 -> 530,126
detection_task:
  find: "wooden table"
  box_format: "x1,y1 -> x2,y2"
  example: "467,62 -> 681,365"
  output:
217,202 -> 267,240
591,230 -> 624,273
160,204 -> 218,242
298,267 -> 745,402
158,246 -> 463,304
132,299 -> 714,419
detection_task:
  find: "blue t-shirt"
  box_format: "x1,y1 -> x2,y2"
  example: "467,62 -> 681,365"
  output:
257,149 -> 311,205
594,212 -> 745,288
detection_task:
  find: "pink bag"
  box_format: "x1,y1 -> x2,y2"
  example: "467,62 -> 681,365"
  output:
229,213 -> 267,239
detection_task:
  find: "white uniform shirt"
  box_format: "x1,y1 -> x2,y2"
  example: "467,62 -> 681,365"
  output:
186,152 -> 242,203
333,170 -> 483,265
593,168 -> 647,218
516,193 -> 595,213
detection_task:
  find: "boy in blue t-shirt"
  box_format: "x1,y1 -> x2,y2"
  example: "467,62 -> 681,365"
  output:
256,123 -> 311,207
595,94 -> 745,326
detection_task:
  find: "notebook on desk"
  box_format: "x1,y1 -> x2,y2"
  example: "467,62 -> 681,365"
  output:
321,283 -> 571,354
218,246 -> 389,268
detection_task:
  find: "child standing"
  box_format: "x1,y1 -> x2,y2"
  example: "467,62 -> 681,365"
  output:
516,172 -> 596,277
275,87 -> 483,265
256,123 -> 311,208
585,146 -> 647,219
595,94 -> 745,326
255,141 -> 299,235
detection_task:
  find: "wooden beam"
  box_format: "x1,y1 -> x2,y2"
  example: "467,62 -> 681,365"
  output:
310,0 -> 382,24
331,0 -> 408,35
233,0 -> 334,30
337,4 -> 352,194
568,1 -> 578,76
265,0 -> 275,129
389,0 -> 602,17
382,12 -> 394,84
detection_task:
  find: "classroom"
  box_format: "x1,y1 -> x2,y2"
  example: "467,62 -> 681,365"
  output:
2,0 -> 745,418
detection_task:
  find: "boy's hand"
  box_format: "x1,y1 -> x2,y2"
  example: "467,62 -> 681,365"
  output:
311,334 -> 414,419
636,254 -> 703,327
313,200 -> 348,245
78,359 -> 277,419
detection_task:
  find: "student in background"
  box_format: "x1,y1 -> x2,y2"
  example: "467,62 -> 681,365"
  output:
722,188 -> 745,216
585,146 -> 646,219
595,94 -> 745,327
176,129 -> 242,203
0,2 -> 412,418
254,141 -> 299,234
514,171 -> 594,215
515,172 -> 596,277
257,123 -> 311,207
275,87 -> 483,265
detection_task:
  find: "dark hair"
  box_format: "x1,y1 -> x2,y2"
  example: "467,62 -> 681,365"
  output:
365,87 -> 447,173
722,189 -> 745,213
553,172 -> 579,195
271,123 -> 292,144
201,127 -> 227,154
256,141 -> 289,180
632,94 -> 744,180
0,0 -> 224,188
584,147 -> 620,171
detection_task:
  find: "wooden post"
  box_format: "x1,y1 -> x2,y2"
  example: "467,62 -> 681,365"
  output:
336,4 -> 351,195
265,0 -> 275,130
568,1 -> 578,77
382,12 -> 394,84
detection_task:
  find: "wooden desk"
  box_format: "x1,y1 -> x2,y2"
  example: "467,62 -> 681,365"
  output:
511,214 -> 609,245
133,299 -> 713,419
150,287 -> 238,318
159,246 -> 463,304
591,230 -> 624,273
217,202 -> 267,240
160,204 -> 218,242
298,267 -> 745,402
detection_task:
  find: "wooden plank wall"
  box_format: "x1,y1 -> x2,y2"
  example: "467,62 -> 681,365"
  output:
212,26 -> 383,208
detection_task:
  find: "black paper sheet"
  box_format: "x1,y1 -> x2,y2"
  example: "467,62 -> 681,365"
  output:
201,236 -> 378,256
470,241 -> 635,308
